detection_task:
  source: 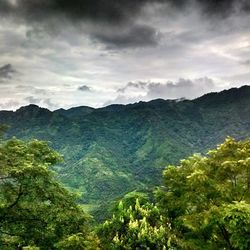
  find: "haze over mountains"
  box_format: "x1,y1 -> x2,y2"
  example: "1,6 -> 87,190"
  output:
0,85 -> 250,216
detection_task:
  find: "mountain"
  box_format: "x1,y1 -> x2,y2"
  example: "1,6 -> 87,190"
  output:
0,85 -> 250,216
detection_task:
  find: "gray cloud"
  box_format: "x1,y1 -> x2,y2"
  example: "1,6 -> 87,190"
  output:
0,100 -> 21,110
24,96 -> 58,110
24,96 -> 42,104
78,85 -> 91,92
1,1 -> 249,23
118,81 -> 148,93
110,77 -> 217,105
0,0 -> 153,24
198,0 -> 250,17
241,59 -> 250,65
15,85 -> 49,96
0,64 -> 16,79
1,0 -> 249,48
0,0 -> 248,55
146,77 -> 215,99
93,24 -> 161,49
43,98 -> 58,110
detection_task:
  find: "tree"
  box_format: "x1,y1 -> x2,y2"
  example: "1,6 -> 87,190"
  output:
156,137 -> 250,249
0,137 -> 98,249
0,124 -> 8,138
98,193 -> 169,249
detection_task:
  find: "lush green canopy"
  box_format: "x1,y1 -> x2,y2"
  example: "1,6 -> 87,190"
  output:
98,194 -> 168,250
0,128 -> 249,249
157,137 -> 250,249
0,138 -> 98,249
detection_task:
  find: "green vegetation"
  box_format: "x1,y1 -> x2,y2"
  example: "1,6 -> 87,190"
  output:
99,137 -> 250,249
98,193 -> 168,250
0,86 -> 249,218
0,138 -> 99,249
0,86 -> 250,249
156,137 -> 250,249
0,132 -> 249,249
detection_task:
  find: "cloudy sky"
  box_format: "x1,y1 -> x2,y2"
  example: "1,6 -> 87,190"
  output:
0,0 -> 250,110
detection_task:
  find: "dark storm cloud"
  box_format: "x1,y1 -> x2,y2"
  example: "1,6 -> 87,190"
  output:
1,0 -> 249,50
0,1 -> 11,12
0,64 -> 16,79
198,0 -> 250,17
93,24 -> 161,49
0,0 -> 154,24
78,85 -> 91,92
2,0 -> 249,24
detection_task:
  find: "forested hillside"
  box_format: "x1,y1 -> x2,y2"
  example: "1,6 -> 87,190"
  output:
1,132 -> 249,249
0,86 -> 250,215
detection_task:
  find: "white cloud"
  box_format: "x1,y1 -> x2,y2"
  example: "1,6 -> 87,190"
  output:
106,77 -> 219,105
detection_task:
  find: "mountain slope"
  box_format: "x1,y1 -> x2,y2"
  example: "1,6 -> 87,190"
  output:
0,86 -> 250,208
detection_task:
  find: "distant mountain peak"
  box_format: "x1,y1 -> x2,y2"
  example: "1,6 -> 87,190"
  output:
4,85 -> 250,114
54,106 -> 95,119
16,104 -> 49,113
193,85 -> 250,106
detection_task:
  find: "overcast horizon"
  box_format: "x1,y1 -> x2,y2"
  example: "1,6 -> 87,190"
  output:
0,0 -> 250,110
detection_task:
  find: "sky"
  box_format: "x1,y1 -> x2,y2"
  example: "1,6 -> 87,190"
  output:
0,0 -> 250,110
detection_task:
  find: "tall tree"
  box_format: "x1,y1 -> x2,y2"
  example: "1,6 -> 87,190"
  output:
156,137 -> 250,249
98,192 -> 169,249
0,138 -> 98,249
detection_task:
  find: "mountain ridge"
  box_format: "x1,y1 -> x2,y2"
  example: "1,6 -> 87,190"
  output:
2,85 -> 249,114
0,85 -> 250,219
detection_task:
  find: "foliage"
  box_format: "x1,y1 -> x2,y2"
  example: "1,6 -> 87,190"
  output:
55,232 -> 101,250
98,194 -> 169,249
0,138 -> 98,249
0,86 -> 250,220
0,124 -> 8,138
156,137 -> 250,249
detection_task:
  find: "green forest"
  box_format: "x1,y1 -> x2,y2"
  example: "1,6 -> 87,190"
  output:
0,86 -> 250,249
0,129 -> 249,249
1,86 -> 250,221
